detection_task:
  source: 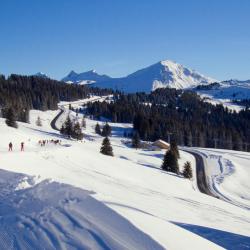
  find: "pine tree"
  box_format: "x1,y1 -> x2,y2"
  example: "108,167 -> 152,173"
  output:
100,137 -> 114,156
132,131 -> 141,149
60,124 -> 65,135
72,122 -> 83,140
170,141 -> 180,159
20,108 -> 29,123
102,122 -> 111,137
5,107 -> 18,128
60,115 -> 73,138
36,116 -> 42,126
183,161 -> 193,179
161,149 -> 179,174
95,123 -> 101,135
81,117 -> 86,128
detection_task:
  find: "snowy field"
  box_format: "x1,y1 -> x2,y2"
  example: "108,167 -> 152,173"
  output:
0,98 -> 249,249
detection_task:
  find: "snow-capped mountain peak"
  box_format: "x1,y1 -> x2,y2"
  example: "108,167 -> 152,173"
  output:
152,60 -> 216,89
34,72 -> 49,78
61,60 -> 217,92
62,69 -> 111,85
94,59 -> 216,92
68,70 -> 77,77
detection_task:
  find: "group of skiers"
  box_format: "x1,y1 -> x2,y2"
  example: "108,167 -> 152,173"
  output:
8,142 -> 24,152
7,139 -> 63,152
38,139 -> 61,146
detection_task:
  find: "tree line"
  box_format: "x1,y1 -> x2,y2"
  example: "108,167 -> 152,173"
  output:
0,74 -> 114,125
86,89 -> 250,151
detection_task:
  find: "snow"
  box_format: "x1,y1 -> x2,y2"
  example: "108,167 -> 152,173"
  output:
196,80 -> 250,103
0,170 -> 163,250
0,97 -> 249,249
190,148 -> 250,210
199,93 -> 245,112
62,60 -> 215,93
93,60 -> 215,93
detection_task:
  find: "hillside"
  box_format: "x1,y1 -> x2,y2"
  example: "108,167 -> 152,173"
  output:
195,80 -> 250,102
0,98 -> 249,249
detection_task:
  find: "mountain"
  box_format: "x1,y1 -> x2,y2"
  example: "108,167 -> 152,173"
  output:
34,72 -> 49,78
62,70 -> 111,85
62,60 -> 215,93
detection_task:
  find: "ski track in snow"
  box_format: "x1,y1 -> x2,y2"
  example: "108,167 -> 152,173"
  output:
193,148 -> 250,210
0,97 -> 249,249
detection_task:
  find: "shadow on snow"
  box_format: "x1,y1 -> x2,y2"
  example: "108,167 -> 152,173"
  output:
172,221 -> 250,250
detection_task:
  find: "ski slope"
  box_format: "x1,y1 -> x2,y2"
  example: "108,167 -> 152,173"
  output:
0,98 -> 249,249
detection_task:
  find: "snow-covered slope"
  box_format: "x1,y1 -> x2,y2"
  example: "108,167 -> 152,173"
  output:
61,60 -> 215,93
222,79 -> 250,87
0,99 -> 249,249
195,79 -> 250,101
62,70 -> 111,85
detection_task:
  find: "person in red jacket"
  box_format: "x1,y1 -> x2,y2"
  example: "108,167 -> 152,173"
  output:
9,142 -> 13,151
21,142 -> 24,151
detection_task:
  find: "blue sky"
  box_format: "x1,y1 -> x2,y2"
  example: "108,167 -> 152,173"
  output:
0,0 -> 250,80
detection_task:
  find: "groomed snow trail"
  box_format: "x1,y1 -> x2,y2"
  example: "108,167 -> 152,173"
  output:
190,148 -> 250,210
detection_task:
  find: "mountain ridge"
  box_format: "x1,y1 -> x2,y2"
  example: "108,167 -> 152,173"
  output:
62,69 -> 111,85
61,60 -> 216,92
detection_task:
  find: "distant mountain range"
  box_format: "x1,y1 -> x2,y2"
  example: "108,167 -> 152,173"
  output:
61,60 -> 216,93
61,70 -> 111,85
34,60 -> 250,99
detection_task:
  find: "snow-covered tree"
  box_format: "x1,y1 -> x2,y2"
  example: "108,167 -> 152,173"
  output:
72,122 -> 83,140
5,107 -> 18,128
161,149 -> 179,174
100,137 -> 113,156
60,115 -> 73,138
170,141 -> 180,159
183,161 -> 193,179
36,116 -> 42,126
102,122 -> 112,137
81,117 -> 86,129
95,123 -> 101,135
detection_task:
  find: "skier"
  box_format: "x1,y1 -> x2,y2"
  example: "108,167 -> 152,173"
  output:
21,142 -> 24,151
9,142 -> 13,151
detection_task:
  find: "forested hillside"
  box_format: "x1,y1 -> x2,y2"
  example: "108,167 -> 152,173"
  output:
0,74 -> 112,122
87,89 -> 250,151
